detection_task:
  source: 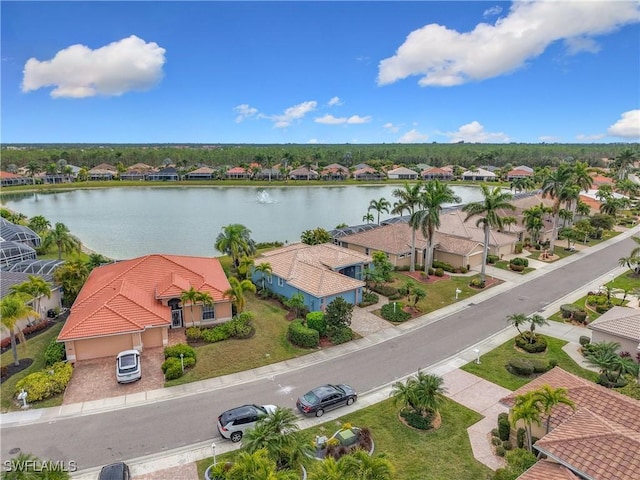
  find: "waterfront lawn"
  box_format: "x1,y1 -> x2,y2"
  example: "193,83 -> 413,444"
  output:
460,335 -> 598,390
165,293 -> 309,386
196,398 -> 492,480
0,322 -> 65,412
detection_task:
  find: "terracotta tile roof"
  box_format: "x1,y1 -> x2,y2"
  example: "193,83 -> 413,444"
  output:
588,306 -> 640,342
226,166 -> 247,174
535,409 -> 640,480
127,163 -> 154,171
353,167 -> 379,176
578,194 -> 601,213
186,166 -> 215,175
517,460 -> 580,480
507,169 -> 534,177
255,243 -> 370,298
387,167 -> 418,176
421,167 -> 452,175
590,174 -> 614,186
0,171 -> 22,178
59,255 -> 231,341
89,163 -> 117,172
439,210 -> 520,246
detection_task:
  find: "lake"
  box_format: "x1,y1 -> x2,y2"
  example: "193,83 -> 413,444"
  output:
1,185 -> 488,260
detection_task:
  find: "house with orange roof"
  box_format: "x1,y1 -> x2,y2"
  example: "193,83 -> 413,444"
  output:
0,171 -> 31,186
88,163 -> 117,181
506,168 -> 534,181
251,243 -> 372,311
185,166 -> 215,180
321,163 -> 349,181
353,166 -> 384,181
58,254 -> 232,362
226,166 -> 250,179
421,167 -> 454,181
500,367 -> 640,480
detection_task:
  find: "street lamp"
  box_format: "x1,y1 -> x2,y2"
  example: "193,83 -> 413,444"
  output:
474,348 -> 480,365
211,442 -> 217,466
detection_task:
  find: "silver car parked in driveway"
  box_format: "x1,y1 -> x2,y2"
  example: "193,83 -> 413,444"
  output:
116,350 -> 141,383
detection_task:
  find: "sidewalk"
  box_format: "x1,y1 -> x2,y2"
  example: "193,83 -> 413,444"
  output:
5,226 -> 638,479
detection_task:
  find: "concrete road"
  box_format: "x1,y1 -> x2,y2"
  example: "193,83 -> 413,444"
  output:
0,233 -> 636,470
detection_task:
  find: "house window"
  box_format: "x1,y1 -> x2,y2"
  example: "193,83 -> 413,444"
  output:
202,304 -> 215,320
268,274 -> 272,284
365,248 -> 370,255
278,277 -> 284,287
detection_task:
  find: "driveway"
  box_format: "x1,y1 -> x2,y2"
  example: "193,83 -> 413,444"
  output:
63,348 -> 165,404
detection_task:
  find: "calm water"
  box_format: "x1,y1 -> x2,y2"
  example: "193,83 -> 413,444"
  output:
2,185 -> 487,260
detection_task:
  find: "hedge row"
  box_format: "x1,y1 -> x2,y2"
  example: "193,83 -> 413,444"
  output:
288,320 -> 319,348
0,321 -> 53,350
306,312 -> 327,337
185,314 -> 254,344
15,361 -> 73,402
381,302 -> 411,322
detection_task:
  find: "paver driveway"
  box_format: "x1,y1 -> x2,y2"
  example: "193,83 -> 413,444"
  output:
63,348 -> 165,404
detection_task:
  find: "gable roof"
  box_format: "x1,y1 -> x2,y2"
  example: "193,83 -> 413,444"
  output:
58,254 -> 231,341
387,167 -> 418,176
462,167 -> 496,177
255,243 -> 370,298
517,459 -> 580,480
588,306 -> 640,342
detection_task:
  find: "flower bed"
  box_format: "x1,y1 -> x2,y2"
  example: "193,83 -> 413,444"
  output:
309,425 -> 374,461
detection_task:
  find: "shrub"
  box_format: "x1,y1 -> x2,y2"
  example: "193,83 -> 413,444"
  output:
164,344 -> 196,360
432,260 -> 456,272
328,326 -> 353,345
161,357 -> 179,373
369,284 -> 399,298
495,446 -> 506,457
486,255 -> 499,264
548,359 -> 558,369
380,302 -> 411,322
288,320 -> 319,348
560,304 -> 581,318
573,310 -> 588,324
306,311 -> 327,336
202,326 -> 232,343
508,358 -> 534,376
497,412 -> 511,441
434,268 -> 444,277
400,408 -> 435,430
515,333 -> 547,353
587,294 -> 608,306
491,436 -> 502,446
530,358 -> 550,373
162,358 -> 184,380
469,278 -> 485,289
44,340 -> 66,366
360,291 -> 379,307
491,428 -> 499,438
595,304 -> 612,314
516,428 -> 526,449
459,266 -> 468,274
509,263 -> 525,272
15,361 -> 73,402
515,242 -> 523,254
510,257 -> 529,267
185,327 -> 203,341
502,441 -> 513,451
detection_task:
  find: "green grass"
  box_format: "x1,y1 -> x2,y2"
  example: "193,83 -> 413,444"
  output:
0,322 -> 65,412
196,398 -> 493,480
165,294 -> 309,386
493,261 -> 535,274
547,295 -> 603,324
460,335 -> 598,390
606,270 -> 640,293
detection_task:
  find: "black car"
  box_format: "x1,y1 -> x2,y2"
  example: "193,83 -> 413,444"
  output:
296,384 -> 357,417
98,462 -> 131,480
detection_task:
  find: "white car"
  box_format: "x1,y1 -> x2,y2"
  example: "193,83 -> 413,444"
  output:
116,350 -> 141,384
217,404 -> 277,442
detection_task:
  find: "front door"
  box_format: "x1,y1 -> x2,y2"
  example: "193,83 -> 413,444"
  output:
171,309 -> 183,328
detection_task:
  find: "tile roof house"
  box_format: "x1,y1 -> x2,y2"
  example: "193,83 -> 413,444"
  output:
58,254 -> 232,362
506,168 -> 535,181
146,167 -> 180,181
386,166 -> 418,180
588,306 -> 640,356
185,166 -> 215,180
421,167 -> 454,181
88,164 -> 117,181
0,171 -> 31,186
226,166 -> 250,179
289,166 -> 319,180
251,243 -> 372,311
500,367 -> 640,480
353,166 -> 384,181
321,163 -> 349,180
462,167 -> 497,181
120,163 -> 155,181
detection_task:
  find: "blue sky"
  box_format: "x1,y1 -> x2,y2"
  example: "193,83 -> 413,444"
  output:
2,1 -> 639,144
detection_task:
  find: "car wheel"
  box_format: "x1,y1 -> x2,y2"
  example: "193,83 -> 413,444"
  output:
315,409 -> 324,417
230,431 -> 243,443
346,397 -> 355,406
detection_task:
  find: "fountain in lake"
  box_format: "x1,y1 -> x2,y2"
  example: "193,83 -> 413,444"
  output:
256,190 -> 277,204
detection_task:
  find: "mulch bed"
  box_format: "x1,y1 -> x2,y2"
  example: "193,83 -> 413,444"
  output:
401,271 -> 451,284
0,358 -> 34,384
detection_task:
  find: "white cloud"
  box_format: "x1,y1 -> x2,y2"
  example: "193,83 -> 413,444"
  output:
483,5 -> 502,18
270,101 -> 317,128
383,122 -> 400,133
22,35 -> 166,98
397,129 -> 429,143
576,133 -> 606,141
233,104 -> 259,123
315,114 -> 371,125
564,36 -> 601,55
607,109 -> 640,139
328,96 -> 342,106
378,1 -> 639,87
444,121 -> 510,143
307,138 -> 319,144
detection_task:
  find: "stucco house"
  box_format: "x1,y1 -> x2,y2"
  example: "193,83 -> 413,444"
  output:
506,168 -> 534,181
421,167 -> 454,181
0,171 -> 31,186
501,367 -> 640,480
120,163 -> 155,181
289,166 -> 319,180
226,166 -> 250,179
58,254 -> 232,362
147,167 -> 180,181
462,167 -> 497,181
588,306 -> 640,356
88,163 -> 117,181
386,167 -> 418,180
251,243 -> 372,312
321,163 -> 349,181
185,166 -> 215,180
353,166 -> 384,181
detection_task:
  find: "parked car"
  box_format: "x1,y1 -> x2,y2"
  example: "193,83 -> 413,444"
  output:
115,350 -> 141,384
217,404 -> 277,442
98,462 -> 131,480
296,384 -> 357,417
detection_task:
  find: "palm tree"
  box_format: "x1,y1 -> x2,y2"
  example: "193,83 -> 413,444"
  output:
52,258 -> 90,305
362,212 -> 374,224
609,355 -> 640,382
411,180 -> 461,275
612,148 -> 637,180
238,256 -> 255,280
338,450 -> 395,480
526,313 -> 549,343
392,182 -> 424,271
9,275 -> 51,320
26,161 -> 40,185
532,384 -> 575,433
215,224 -> 257,269
254,262 -> 273,290
541,164 -> 574,255
618,235 -> 640,275
224,449 -> 298,480
584,341 -> 621,378
600,196 -> 629,217
41,222 -> 81,259
309,456 -> 343,480
224,277 -> 257,313
506,313 -> 528,337
242,407 -> 309,471
571,161 -> 594,195
180,287 -> 200,328
27,215 -> 51,234
1,294 -> 39,366
390,370 -> 447,418
86,253 -> 110,270
510,391 -> 543,453
615,178 -> 639,198
367,197 -> 390,225
501,216 -> 517,232
575,200 -> 591,218
522,205 -> 546,245
462,185 -> 515,283
510,177 -> 535,193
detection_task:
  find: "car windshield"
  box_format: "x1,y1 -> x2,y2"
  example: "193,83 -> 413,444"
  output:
118,355 -> 137,370
303,391 -> 320,405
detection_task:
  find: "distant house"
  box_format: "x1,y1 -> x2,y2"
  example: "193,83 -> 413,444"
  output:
506,168 -> 534,181
462,168 -> 496,181
251,243 -> 372,311
321,163 -> 349,181
353,166 -> 384,181
289,166 -> 319,180
120,163 -> 154,181
588,306 -> 640,355
88,163 -> 117,181
0,171 -> 31,186
421,167 -> 454,181
58,254 -> 232,362
254,167 -> 284,181
147,167 -> 180,181
387,167 -> 418,180
185,166 -> 215,180
226,166 -> 250,180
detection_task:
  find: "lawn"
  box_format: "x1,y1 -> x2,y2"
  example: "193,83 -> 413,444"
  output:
606,269 -> 640,294
165,293 -> 310,386
493,260 -> 535,275
546,295 -> 603,324
460,335 -> 598,390
196,398 -> 493,480
0,322 -> 65,412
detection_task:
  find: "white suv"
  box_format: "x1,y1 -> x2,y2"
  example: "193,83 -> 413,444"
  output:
217,404 -> 277,442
